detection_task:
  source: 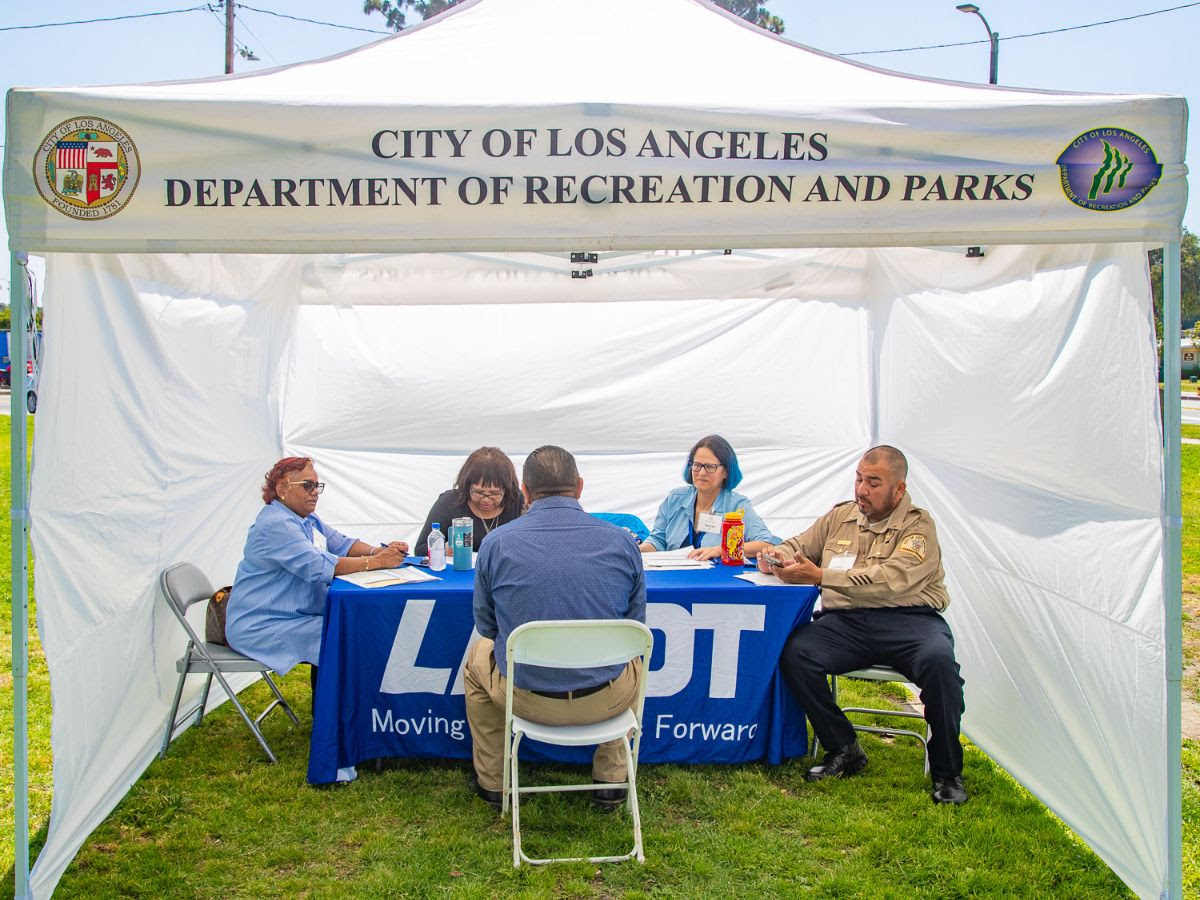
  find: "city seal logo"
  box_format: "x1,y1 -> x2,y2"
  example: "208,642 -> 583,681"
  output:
33,117 -> 140,221
1056,128 -> 1161,212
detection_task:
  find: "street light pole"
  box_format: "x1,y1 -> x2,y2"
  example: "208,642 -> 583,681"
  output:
956,4 -> 998,85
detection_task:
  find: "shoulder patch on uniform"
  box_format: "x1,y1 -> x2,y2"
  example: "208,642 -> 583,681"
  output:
898,534 -> 926,561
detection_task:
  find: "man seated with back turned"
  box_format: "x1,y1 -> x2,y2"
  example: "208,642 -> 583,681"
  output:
758,445 -> 968,805
464,445 -> 646,810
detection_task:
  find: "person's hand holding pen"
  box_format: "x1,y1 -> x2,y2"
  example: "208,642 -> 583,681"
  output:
370,541 -> 409,568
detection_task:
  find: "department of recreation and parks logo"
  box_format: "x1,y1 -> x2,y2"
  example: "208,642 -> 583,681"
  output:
1056,127 -> 1161,212
33,116 -> 140,221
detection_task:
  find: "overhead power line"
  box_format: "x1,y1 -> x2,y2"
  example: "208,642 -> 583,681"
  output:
233,4 -> 391,34
0,5 -> 211,32
840,1 -> 1200,56
0,2 -> 390,35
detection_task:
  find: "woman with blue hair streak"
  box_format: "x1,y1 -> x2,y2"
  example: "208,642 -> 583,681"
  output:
639,434 -> 779,561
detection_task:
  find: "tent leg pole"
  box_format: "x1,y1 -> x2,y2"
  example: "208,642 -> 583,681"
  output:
9,251 -> 31,900
1161,240 -> 1182,900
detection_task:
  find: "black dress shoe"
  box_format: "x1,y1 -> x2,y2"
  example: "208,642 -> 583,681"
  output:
931,776 -> 968,805
805,742 -> 868,782
592,784 -> 628,811
470,773 -> 502,809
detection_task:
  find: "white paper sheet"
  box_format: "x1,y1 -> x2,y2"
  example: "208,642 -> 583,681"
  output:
335,566 -> 441,588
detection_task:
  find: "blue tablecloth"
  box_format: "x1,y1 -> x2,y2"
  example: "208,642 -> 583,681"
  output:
308,563 -> 818,784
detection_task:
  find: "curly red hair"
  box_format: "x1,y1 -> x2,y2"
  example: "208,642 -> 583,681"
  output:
262,457 -> 312,504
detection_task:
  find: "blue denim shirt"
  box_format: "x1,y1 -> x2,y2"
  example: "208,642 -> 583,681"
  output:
644,485 -> 779,552
473,496 -> 646,691
227,500 -> 354,674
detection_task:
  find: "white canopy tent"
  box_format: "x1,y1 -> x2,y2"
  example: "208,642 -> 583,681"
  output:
2,0 -> 1187,896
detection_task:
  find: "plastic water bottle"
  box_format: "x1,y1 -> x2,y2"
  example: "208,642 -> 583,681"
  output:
428,523 -> 446,571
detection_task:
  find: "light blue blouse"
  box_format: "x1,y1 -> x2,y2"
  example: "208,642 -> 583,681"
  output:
226,500 -> 355,674
644,485 -> 779,552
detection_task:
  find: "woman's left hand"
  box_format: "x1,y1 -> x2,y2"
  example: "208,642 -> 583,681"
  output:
687,546 -> 722,561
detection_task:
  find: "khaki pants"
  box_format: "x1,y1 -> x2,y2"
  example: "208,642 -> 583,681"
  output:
463,637 -> 642,791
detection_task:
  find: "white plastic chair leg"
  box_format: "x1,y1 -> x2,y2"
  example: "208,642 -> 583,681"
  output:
510,732 -> 524,868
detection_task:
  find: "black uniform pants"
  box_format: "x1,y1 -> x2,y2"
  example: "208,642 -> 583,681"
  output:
780,606 -> 965,779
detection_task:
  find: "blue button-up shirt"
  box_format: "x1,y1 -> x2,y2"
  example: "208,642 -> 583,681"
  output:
226,500 -> 354,674
644,485 -> 779,552
474,495 -> 646,691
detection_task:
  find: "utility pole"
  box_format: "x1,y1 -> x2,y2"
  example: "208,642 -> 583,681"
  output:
225,0 -> 235,74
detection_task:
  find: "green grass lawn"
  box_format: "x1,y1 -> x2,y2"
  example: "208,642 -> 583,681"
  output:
2,416 -> 1197,898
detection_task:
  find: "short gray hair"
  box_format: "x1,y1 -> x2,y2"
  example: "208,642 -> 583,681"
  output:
522,445 -> 579,499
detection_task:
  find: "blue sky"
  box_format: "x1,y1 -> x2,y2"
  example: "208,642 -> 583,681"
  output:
0,0 -> 1193,300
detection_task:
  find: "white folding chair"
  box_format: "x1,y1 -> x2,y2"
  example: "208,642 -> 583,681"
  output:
159,562 -> 299,764
502,619 -> 654,868
812,665 -> 931,774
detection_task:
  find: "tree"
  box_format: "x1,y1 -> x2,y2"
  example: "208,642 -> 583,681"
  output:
364,0 -> 783,33
0,305 -> 44,332
710,0 -> 784,34
362,0 -> 461,31
1149,227 -> 1200,343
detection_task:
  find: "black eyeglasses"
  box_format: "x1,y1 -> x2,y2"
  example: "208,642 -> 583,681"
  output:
288,480 -> 325,494
469,488 -> 505,501
689,462 -> 723,474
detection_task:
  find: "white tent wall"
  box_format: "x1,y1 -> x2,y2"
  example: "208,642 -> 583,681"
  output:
26,252 -> 301,892
24,244 -> 1167,897
871,242 -> 1166,895
279,249 -> 875,541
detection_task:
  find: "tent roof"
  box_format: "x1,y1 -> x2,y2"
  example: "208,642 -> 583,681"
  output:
2,0 -> 1189,251
12,0 -> 1169,108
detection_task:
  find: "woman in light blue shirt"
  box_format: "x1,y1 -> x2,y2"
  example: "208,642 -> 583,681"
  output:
227,457 -> 409,683
640,435 -> 779,561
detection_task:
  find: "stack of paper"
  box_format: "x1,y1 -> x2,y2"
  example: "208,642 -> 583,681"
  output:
735,571 -> 811,587
337,566 -> 441,588
641,548 -> 714,571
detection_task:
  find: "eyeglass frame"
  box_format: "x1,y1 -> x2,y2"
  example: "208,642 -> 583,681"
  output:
689,462 -> 724,475
287,480 -> 325,494
469,487 -> 506,501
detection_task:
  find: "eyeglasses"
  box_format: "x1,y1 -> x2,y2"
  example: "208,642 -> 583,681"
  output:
470,488 -> 505,501
288,480 -> 325,494
690,462 -> 723,474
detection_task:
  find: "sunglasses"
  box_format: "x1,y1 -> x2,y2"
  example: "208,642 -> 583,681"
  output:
287,480 -> 325,494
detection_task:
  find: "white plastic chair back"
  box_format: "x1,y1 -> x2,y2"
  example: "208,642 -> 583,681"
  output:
508,619 -> 652,669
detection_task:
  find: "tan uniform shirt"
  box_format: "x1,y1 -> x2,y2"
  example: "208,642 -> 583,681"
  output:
776,493 -> 950,611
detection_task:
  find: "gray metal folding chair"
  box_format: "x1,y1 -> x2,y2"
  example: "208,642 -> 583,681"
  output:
812,665 -> 931,774
159,562 -> 299,763
502,619 -> 654,867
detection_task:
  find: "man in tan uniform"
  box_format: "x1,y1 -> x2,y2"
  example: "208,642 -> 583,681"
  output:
758,445 -> 967,804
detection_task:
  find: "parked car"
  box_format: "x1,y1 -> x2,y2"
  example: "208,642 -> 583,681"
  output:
24,359 -> 38,413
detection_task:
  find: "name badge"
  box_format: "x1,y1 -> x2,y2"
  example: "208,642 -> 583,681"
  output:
312,528 -> 328,553
828,551 -> 856,571
697,512 -> 723,534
